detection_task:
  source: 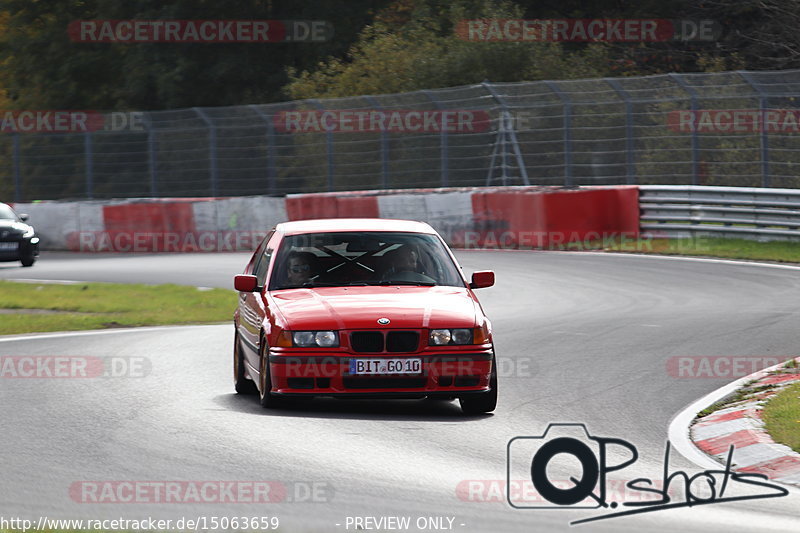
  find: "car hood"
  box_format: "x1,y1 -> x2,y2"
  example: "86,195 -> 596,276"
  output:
270,286 -> 480,330
0,220 -> 31,235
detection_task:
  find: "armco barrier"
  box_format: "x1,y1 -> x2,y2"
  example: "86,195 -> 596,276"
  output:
640,185 -> 800,241
13,186 -> 640,252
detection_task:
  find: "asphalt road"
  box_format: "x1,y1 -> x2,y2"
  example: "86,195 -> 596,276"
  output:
1,251 -> 799,532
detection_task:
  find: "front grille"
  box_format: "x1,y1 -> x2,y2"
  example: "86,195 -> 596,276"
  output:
343,377 -> 427,389
350,331 -> 384,352
349,330 -> 420,353
386,331 -> 419,352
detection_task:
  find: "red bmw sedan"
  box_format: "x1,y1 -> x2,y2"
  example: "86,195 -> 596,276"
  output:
232,218 -> 497,414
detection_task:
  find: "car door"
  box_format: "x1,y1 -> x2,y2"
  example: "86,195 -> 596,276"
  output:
239,231 -> 276,375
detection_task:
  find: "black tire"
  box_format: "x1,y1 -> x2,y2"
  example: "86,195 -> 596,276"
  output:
233,331 -> 257,395
20,254 -> 35,267
459,353 -> 498,415
258,338 -> 279,408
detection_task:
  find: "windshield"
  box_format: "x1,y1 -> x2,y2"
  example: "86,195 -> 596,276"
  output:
269,231 -> 465,290
0,204 -> 17,221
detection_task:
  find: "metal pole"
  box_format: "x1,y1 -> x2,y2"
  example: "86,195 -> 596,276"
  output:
739,71 -> 770,188
500,112 -> 509,185
605,78 -> 635,185
669,73 -> 700,186
544,81 -> 573,187
248,105 -> 278,195
12,134 -> 21,203
142,115 -> 158,197
482,81 -> 530,186
422,90 -> 449,187
309,99 -> 334,191
363,96 -> 389,189
193,107 -> 219,197
84,132 -> 94,199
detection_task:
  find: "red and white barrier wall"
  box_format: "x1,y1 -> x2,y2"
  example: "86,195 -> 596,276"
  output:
11,186 -> 639,252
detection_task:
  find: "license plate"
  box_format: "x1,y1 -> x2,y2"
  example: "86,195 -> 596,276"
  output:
0,242 -> 18,250
349,358 -> 422,375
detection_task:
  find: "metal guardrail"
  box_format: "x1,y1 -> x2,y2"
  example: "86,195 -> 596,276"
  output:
640,185 -> 800,241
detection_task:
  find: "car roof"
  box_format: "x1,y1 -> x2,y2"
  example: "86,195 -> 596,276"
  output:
276,218 -> 437,235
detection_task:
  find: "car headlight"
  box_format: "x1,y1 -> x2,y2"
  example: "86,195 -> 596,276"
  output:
315,331 -> 338,347
291,331 -> 339,348
429,328 -> 474,345
22,228 -> 34,238
429,329 -> 451,345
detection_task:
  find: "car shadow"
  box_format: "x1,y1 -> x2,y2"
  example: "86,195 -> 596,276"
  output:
212,393 -> 492,422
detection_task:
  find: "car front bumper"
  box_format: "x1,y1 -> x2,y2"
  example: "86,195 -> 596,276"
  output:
0,237 -> 38,262
267,351 -> 493,396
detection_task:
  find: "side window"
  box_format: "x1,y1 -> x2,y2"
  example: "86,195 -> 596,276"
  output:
254,247 -> 273,286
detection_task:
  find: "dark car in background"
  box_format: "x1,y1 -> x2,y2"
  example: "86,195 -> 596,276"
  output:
0,202 -> 39,267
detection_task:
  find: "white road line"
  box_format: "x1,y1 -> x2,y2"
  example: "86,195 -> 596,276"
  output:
0,323 -> 228,343
459,248 -> 800,271
3,278 -> 83,284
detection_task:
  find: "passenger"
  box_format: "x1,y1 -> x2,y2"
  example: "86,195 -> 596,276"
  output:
382,246 -> 419,279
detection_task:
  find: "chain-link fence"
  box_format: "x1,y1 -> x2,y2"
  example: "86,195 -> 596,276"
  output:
4,69 -> 800,202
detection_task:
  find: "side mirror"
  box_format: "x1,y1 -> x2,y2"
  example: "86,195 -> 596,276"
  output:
19,214 -> 29,222
234,274 -> 259,292
469,270 -> 495,289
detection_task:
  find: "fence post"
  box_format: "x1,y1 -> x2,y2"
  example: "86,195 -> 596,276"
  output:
363,96 -> 389,189
141,115 -> 158,197
12,134 -> 21,202
193,107 -> 219,197
422,90 -> 449,187
84,132 -> 94,199
482,81 -> 530,186
605,78 -> 636,185
543,81 -> 573,188
669,73 -> 700,186
309,99 -> 334,192
739,71 -> 770,188
248,105 -> 278,195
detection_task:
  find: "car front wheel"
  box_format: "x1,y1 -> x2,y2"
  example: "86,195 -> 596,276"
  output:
233,331 -> 257,395
459,352 -> 498,415
258,339 -> 279,408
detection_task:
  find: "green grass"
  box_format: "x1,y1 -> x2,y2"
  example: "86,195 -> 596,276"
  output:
762,381 -> 800,454
0,280 -> 236,335
696,380 -> 779,418
602,237 -> 800,263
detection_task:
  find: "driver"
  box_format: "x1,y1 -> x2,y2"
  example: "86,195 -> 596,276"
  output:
286,251 -> 318,286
